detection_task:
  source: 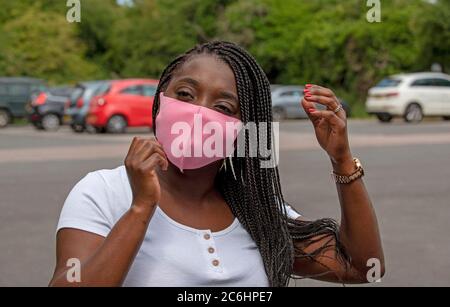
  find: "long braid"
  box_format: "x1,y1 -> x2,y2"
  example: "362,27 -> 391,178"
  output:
152,41 -> 350,287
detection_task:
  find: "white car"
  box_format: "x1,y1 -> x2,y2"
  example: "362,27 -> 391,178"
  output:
366,72 -> 450,123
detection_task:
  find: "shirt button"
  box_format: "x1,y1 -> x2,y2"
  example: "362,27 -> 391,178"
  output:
203,233 -> 211,240
208,247 -> 215,254
212,259 -> 220,267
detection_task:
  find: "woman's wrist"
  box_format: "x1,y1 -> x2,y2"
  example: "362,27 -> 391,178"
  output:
130,199 -> 157,218
330,153 -> 356,175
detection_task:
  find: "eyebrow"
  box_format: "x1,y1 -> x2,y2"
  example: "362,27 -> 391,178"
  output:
219,91 -> 239,104
176,77 -> 200,87
176,77 -> 239,104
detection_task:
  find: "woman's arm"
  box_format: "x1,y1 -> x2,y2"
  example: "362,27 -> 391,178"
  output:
50,204 -> 154,287
293,172 -> 384,283
49,137 -> 168,286
292,85 -> 384,283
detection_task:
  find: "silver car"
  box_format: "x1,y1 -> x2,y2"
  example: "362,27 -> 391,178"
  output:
271,85 -> 351,120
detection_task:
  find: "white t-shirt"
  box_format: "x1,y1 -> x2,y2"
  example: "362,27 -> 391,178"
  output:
57,165 -> 301,287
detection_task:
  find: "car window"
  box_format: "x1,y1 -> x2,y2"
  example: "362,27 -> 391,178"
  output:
280,91 -> 301,98
93,83 -> 111,96
9,84 -> 29,95
0,85 -> 7,95
49,87 -> 73,98
280,91 -> 292,97
70,87 -> 83,100
69,87 -> 84,106
433,79 -> 450,87
30,84 -> 47,94
83,87 -> 97,102
411,79 -> 434,87
121,85 -> 142,95
142,85 -> 157,97
376,78 -> 402,88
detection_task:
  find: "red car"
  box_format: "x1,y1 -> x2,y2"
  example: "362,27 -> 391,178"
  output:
86,79 -> 159,133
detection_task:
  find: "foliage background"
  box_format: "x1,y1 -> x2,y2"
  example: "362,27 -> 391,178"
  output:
0,0 -> 449,116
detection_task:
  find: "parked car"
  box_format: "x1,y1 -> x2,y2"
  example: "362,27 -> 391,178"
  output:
27,86 -> 75,131
0,77 -> 47,128
271,85 -> 351,120
65,81 -> 110,133
86,79 -> 159,133
366,72 -> 450,123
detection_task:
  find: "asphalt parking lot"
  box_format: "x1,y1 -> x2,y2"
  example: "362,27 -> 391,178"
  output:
1,118 -> 450,286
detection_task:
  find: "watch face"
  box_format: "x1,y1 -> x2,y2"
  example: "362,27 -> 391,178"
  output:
354,158 -> 361,168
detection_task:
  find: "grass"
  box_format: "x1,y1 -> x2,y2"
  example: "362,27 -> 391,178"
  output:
11,118 -> 29,126
350,103 -> 372,119
334,89 -> 372,119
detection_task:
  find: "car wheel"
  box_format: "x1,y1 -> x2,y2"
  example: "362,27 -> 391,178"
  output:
106,115 -> 127,134
41,114 -> 61,131
443,116 -> 450,121
404,103 -> 423,123
272,108 -> 286,121
71,124 -> 85,133
85,124 -> 97,134
376,114 -> 393,123
0,109 -> 11,128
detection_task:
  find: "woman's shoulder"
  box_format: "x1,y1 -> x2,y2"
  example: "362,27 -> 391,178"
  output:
73,165 -> 131,205
56,165 -> 131,237
86,165 -> 127,184
75,165 -> 127,191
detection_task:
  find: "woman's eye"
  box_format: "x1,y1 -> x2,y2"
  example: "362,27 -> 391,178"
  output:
215,104 -> 233,115
176,91 -> 193,99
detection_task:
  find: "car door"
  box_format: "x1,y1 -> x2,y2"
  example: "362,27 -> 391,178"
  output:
409,78 -> 441,115
119,85 -> 142,126
433,78 -> 450,115
8,83 -> 30,117
120,85 -> 150,126
0,83 -> 8,111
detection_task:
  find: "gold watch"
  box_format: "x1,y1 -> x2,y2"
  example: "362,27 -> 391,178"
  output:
331,158 -> 364,184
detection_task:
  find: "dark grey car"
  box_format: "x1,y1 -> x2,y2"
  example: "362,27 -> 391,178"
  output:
0,77 -> 47,128
27,86 -> 75,131
271,85 -> 351,120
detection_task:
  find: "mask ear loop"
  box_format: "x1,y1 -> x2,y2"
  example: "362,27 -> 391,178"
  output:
220,158 -> 227,172
228,155 -> 237,181
219,155 -> 237,181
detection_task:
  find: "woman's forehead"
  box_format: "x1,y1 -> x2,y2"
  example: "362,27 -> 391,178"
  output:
172,55 -> 237,94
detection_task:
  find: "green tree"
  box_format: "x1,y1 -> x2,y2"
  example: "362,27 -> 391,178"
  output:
0,0 -> 448,116
0,5 -> 104,84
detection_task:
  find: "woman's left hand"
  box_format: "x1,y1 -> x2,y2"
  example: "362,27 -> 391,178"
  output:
301,84 -> 352,165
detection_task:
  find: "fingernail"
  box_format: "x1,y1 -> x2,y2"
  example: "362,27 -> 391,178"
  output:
308,108 -> 316,113
305,94 -> 312,99
306,84 -> 313,88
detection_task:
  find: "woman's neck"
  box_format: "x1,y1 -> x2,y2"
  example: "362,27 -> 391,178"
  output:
156,161 -> 221,205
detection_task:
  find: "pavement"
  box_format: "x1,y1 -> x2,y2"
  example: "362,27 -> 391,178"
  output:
1,118 -> 450,286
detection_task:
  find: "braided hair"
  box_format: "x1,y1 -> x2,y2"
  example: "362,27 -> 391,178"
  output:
152,41 -> 350,287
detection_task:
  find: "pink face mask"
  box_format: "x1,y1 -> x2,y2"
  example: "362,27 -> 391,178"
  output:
155,93 -> 242,172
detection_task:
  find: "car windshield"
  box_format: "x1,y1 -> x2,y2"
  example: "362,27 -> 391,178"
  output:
69,87 -> 84,106
93,82 -> 111,96
375,78 -> 402,88
83,84 -> 105,104
30,83 -> 48,94
49,87 -> 73,98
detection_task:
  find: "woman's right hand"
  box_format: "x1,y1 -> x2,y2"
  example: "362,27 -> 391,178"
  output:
124,137 -> 169,211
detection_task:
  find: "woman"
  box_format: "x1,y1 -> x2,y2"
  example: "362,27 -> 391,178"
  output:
50,41 -> 384,287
